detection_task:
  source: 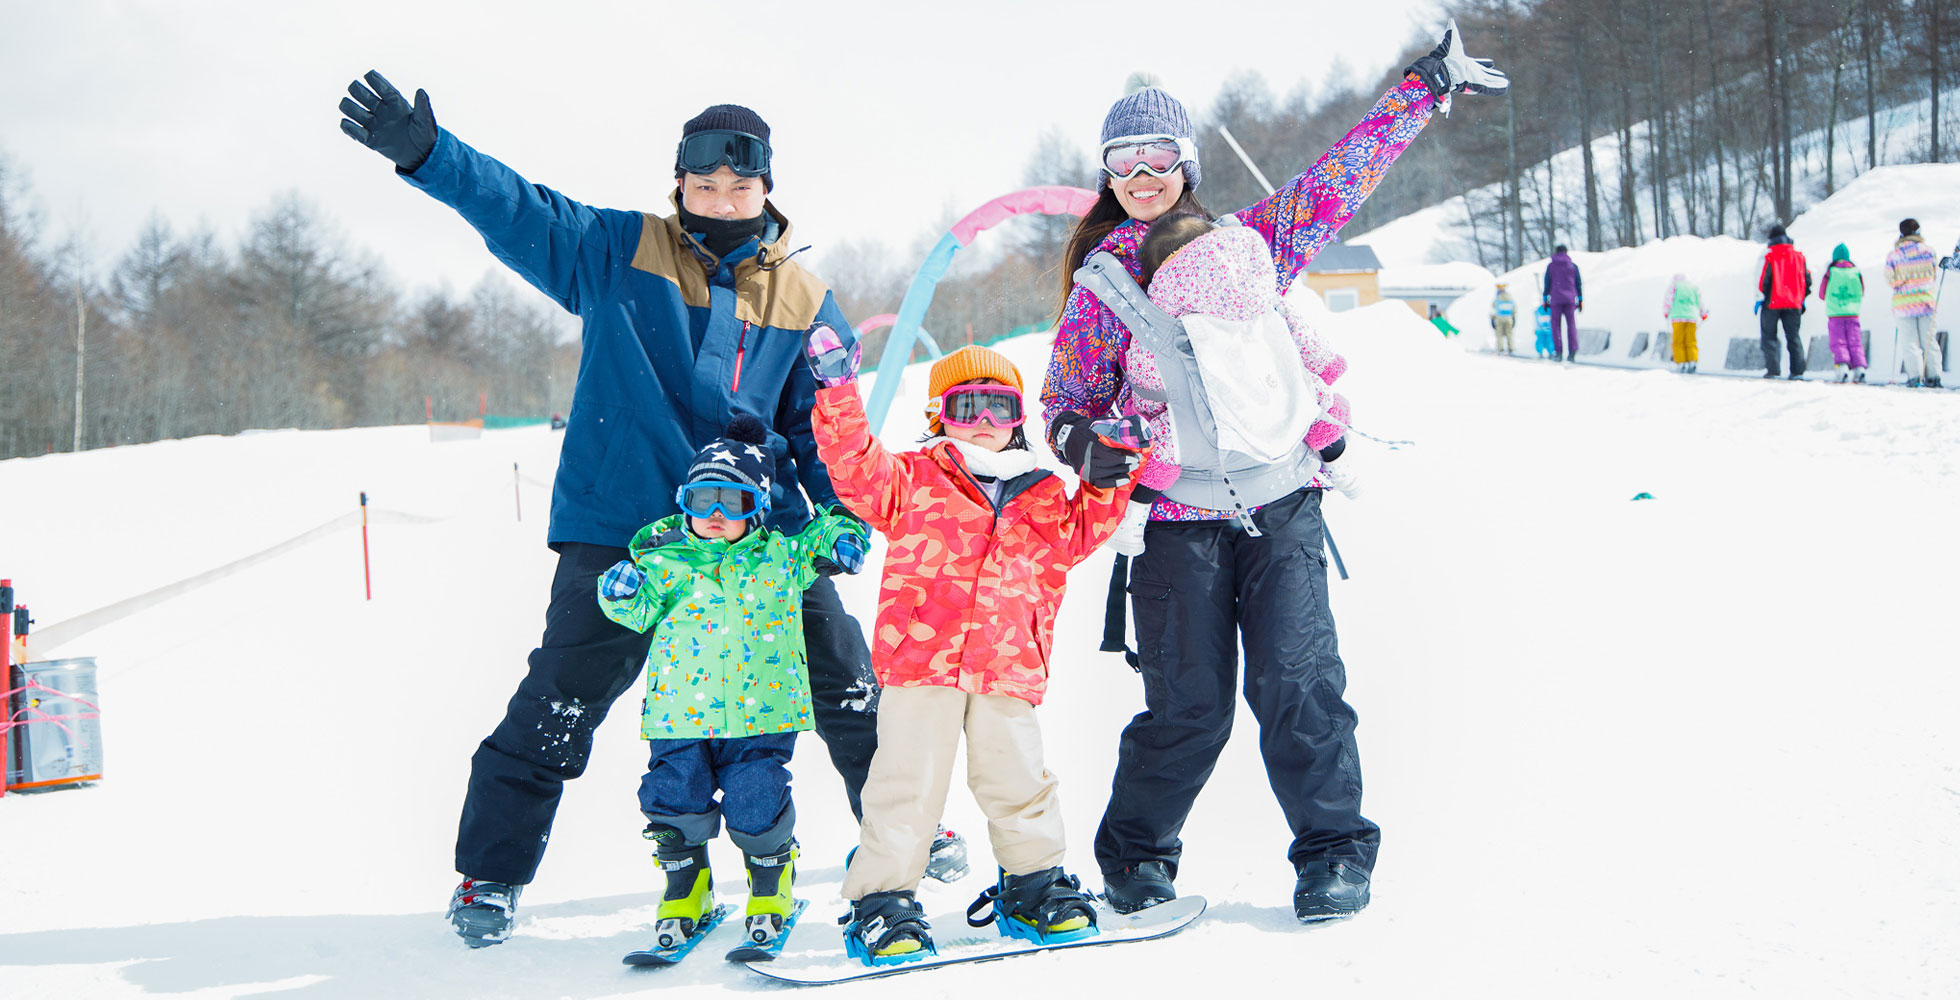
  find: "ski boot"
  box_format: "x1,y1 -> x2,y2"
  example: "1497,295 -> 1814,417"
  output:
1853,368 -> 1867,383
646,825 -> 715,949
1930,376 -> 1945,389
926,825 -> 971,883
448,877 -> 522,948
1293,860 -> 1371,923
969,866 -> 1099,944
1834,364 -> 1849,382
740,839 -> 798,949
1102,860 -> 1175,914
841,890 -> 934,966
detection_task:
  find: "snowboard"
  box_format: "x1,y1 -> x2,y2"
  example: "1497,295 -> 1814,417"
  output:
621,904 -> 731,967
724,899 -> 810,963
743,895 -> 1205,986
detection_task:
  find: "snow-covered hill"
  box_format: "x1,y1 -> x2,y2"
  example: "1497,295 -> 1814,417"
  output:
3,285 -> 1957,999
1374,162 -> 1960,383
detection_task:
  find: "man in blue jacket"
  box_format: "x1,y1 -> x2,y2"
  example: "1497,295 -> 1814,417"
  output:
338,72 -> 893,946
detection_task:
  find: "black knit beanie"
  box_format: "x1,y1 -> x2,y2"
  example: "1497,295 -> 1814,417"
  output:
676,104 -> 773,192
1901,218 -> 1920,237
686,414 -> 774,496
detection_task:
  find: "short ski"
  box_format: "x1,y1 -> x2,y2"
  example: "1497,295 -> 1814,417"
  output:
621,903 -> 730,967
746,895 -> 1205,986
725,899 -> 809,963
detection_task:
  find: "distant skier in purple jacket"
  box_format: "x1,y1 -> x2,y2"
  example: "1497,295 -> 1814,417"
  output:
1543,245 -> 1583,362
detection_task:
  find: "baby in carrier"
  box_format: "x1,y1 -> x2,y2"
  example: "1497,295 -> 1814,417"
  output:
1110,213 -> 1352,555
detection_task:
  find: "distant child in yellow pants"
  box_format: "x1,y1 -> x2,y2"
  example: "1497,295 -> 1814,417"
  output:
1662,274 -> 1707,373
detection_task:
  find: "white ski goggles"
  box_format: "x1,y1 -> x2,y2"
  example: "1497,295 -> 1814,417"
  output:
1100,135 -> 1197,181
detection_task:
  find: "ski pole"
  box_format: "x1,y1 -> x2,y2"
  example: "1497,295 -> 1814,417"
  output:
1322,525 -> 1349,580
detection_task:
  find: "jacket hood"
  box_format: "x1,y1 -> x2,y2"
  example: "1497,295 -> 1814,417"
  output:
1896,233 -> 1925,247
1145,224 -> 1278,320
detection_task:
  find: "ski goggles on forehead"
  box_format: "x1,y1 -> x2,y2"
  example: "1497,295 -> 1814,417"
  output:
675,129 -> 772,178
930,385 -> 1025,428
675,481 -> 769,520
1100,135 -> 1196,181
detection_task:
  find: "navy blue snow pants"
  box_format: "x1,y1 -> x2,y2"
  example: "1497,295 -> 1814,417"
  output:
455,542 -> 877,885
1095,489 -> 1379,879
640,733 -> 797,853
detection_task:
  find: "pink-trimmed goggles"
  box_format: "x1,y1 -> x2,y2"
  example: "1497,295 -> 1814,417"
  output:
930,385 -> 1025,429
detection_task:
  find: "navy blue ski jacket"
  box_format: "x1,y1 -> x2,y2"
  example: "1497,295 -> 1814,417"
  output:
403,128 -> 856,546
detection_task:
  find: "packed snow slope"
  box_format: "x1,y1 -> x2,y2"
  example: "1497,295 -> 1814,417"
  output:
2,284 -> 1958,999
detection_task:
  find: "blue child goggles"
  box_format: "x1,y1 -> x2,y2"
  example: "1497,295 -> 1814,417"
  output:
675,481 -> 770,520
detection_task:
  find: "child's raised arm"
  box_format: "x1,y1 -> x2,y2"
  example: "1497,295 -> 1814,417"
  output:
596,521 -> 691,633
784,506 -> 868,592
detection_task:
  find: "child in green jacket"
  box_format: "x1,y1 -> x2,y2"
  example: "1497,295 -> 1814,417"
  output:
597,414 -> 865,953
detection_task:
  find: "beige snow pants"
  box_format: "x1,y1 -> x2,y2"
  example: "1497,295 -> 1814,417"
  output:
842,685 -> 1065,898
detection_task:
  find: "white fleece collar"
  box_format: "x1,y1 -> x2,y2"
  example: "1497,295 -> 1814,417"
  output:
929,437 -> 1040,480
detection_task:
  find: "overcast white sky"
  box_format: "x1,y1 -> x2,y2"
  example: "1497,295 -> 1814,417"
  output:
0,0 -> 1437,304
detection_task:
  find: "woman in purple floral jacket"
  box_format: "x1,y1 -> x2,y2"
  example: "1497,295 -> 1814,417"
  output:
1039,22 -> 1507,924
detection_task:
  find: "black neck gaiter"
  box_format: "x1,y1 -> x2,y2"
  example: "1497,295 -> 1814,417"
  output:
678,208 -> 769,259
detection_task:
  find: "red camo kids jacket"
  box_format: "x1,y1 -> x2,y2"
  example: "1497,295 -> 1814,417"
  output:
812,385 -> 1137,705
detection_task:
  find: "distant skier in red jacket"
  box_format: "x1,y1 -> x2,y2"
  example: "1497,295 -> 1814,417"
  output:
1757,223 -> 1812,379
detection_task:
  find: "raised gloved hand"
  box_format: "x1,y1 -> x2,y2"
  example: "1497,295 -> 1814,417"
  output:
339,70 -> 438,173
805,324 -> 861,387
1051,413 -> 1151,488
827,534 -> 867,575
599,560 -> 646,600
1406,18 -> 1509,103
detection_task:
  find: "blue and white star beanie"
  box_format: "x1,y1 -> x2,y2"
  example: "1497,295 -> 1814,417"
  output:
686,413 -> 774,496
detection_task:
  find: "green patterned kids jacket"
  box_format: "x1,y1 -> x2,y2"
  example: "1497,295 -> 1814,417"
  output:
599,507 -> 860,740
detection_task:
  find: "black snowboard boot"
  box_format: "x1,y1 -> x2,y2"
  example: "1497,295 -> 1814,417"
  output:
1293,860 -> 1371,922
968,866 -> 1098,943
1102,860 -> 1176,914
448,877 -> 523,948
842,889 -> 934,966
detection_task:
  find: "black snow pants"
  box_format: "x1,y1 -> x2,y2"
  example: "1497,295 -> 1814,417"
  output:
1095,489 -> 1379,878
455,542 -> 879,885
1760,307 -> 1806,377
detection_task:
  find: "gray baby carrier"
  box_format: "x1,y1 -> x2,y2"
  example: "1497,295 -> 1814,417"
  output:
1072,236 -> 1321,535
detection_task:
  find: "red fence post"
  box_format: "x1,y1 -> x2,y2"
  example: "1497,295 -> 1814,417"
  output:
360,494 -> 372,601
2,578 -> 12,799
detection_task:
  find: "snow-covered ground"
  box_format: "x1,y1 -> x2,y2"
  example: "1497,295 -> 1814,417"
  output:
3,269 -> 1957,997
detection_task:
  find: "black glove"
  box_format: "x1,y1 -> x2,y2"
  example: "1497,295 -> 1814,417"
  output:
1405,18 -> 1509,100
339,70 -> 437,173
1049,412 -> 1144,488
1318,436 -> 1347,464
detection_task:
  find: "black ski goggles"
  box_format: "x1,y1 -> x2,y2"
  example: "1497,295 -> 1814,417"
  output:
675,481 -> 769,520
675,130 -> 772,178
929,385 -> 1025,428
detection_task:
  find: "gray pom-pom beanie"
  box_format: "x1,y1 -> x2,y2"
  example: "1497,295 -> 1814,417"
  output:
1099,86 -> 1200,190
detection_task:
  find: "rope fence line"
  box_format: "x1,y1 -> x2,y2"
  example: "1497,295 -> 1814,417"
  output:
27,507 -> 445,656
